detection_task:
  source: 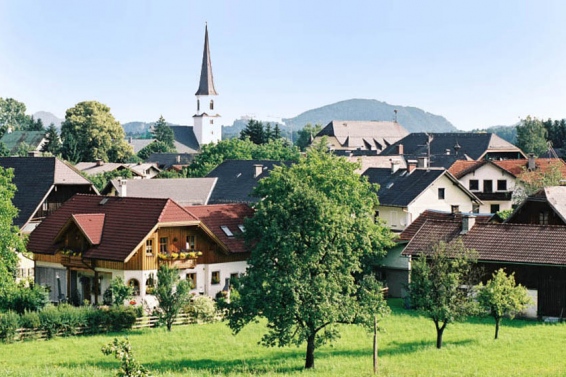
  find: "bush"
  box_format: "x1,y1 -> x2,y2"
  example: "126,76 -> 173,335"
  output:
58,304 -> 86,336
0,311 -> 19,343
84,306 -> 110,334
39,305 -> 62,339
107,306 -> 137,332
3,283 -> 49,314
188,296 -> 218,323
109,277 -> 133,306
19,310 -> 41,329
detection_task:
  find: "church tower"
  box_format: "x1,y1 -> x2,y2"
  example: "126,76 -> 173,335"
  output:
193,24 -> 221,146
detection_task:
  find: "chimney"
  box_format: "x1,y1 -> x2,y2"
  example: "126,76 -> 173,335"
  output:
128,137 -> 133,144
528,153 -> 536,171
417,157 -> 429,168
461,214 -> 476,234
445,149 -> 451,155
96,159 -> 104,167
397,144 -> 404,155
28,150 -> 40,157
391,159 -> 401,174
253,164 -> 263,178
176,155 -> 181,164
407,159 -> 417,173
117,178 -> 127,197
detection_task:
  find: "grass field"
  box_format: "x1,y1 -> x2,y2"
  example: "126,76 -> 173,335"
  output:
0,299 -> 564,377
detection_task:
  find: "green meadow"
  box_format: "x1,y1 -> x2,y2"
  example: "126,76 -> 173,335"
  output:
0,300 -> 564,377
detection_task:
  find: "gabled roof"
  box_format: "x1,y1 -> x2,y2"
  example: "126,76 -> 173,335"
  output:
195,24 -> 218,96
0,131 -> 46,154
102,178 -> 217,205
145,152 -> 197,169
0,157 -> 96,228
170,126 -> 200,152
506,186 -> 566,225
398,209 -> 493,242
362,167 -> 480,207
187,203 -> 254,254
72,214 -> 105,245
402,218 -> 566,266
492,158 -> 566,178
315,120 -> 409,151
206,160 -> 292,204
345,155 -> 407,174
126,138 -> 155,154
75,162 -> 135,176
380,133 -> 526,168
27,195 -> 199,262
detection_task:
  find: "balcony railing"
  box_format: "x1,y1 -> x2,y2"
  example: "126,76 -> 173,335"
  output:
157,250 -> 201,269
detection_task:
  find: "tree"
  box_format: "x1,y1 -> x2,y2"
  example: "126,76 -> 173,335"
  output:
41,123 -> 62,155
88,169 -> 134,192
295,123 -> 323,151
25,116 -> 44,131
0,98 -> 31,137
155,265 -> 191,331
152,116 -> 176,150
137,141 -> 172,161
108,277 -> 133,306
102,338 -> 150,377
516,116 -> 548,156
60,101 -> 133,163
0,167 -> 25,295
226,147 -> 394,369
239,119 -> 267,145
408,239 -> 477,349
513,161 -> 564,204
477,269 -> 532,339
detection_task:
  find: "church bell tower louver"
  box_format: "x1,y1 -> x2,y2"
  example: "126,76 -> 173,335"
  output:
193,23 -> 221,146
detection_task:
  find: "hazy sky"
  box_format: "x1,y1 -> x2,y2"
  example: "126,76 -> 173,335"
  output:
1,1 -> 565,130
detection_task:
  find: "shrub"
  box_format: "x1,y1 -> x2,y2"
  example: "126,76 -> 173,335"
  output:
107,306 -> 137,332
188,296 -> 218,323
0,311 -> 19,343
58,304 -> 86,336
85,306 -> 110,334
3,283 -> 49,314
39,305 -> 62,339
109,277 -> 133,306
19,310 -> 41,329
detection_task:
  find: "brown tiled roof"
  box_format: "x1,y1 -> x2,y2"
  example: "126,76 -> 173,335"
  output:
402,218 -> 566,266
491,158 -> 566,178
28,195 -> 198,262
398,210 -> 492,242
186,204 -> 254,254
72,214 -> 105,245
448,160 -> 484,179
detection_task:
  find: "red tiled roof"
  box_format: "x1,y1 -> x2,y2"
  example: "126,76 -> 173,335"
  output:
72,214 -> 105,245
186,204 -> 254,253
448,160 -> 484,179
402,218 -> 566,266
398,210 -> 492,242
491,158 -> 566,178
28,195 -> 198,262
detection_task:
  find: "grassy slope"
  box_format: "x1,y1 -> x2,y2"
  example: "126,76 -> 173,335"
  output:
0,300 -> 564,377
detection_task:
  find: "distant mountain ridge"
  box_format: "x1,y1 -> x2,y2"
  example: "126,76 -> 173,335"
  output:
33,111 -> 63,128
282,99 -> 458,133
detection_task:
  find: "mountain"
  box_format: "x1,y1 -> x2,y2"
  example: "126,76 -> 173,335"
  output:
122,121 -> 154,136
282,99 -> 458,133
33,111 -> 63,128
473,124 -> 518,144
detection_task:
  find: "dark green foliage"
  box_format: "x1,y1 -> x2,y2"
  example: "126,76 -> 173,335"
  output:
408,239 -> 477,349
516,116 -> 548,156
542,118 -> 566,150
295,123 -> 323,151
240,119 -> 269,144
155,265 -> 191,331
19,310 -> 41,329
107,306 -> 137,332
88,169 -> 134,193
0,311 -> 19,343
2,283 -> 49,314
152,115 -> 176,149
227,146 -> 394,369
41,123 -> 62,155
57,303 -> 86,336
102,337 -> 151,377
109,277 -> 133,306
25,116 -> 44,131
38,305 -> 62,339
475,125 -> 517,144
137,141 -> 172,160
0,142 -> 10,157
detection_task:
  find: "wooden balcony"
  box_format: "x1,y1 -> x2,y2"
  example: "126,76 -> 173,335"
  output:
157,251 -> 200,269
60,255 -> 88,268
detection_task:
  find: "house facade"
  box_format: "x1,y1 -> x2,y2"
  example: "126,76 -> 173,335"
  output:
27,195 -> 252,307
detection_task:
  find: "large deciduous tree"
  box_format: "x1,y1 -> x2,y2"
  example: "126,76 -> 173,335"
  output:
408,239 -> 477,349
0,98 -> 31,137
60,101 -> 133,163
227,147 -> 394,369
516,116 -> 548,157
476,269 -> 531,340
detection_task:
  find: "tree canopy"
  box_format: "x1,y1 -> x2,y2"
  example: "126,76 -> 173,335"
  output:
408,239 -> 477,349
41,123 -> 62,155
239,119 -> 283,145
295,123 -> 323,151
516,116 -> 548,157
155,265 -> 191,331
137,141 -> 171,161
152,116 -> 176,150
60,101 -> 133,163
0,98 -> 31,137
226,147 -> 394,369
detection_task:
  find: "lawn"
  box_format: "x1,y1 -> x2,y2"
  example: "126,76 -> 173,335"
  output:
0,300 -> 564,376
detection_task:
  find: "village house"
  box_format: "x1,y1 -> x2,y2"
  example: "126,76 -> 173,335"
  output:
506,186 -> 566,225
27,195 -> 252,307
0,130 -> 47,155
75,160 -> 161,179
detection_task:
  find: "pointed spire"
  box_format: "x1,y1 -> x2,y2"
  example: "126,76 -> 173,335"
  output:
195,23 -> 218,96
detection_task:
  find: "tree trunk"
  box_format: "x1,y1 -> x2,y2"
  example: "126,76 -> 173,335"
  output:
305,333 -> 316,369
435,320 -> 446,349
373,315 -> 378,375
494,317 -> 500,340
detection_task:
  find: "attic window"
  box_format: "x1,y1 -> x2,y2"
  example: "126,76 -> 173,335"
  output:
221,226 -> 234,237
386,182 -> 394,189
99,198 -> 109,205
238,225 -> 245,233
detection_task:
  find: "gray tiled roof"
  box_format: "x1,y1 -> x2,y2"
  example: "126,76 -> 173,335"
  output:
195,25 -> 218,96
0,131 -> 46,154
316,120 -> 409,151
170,126 -> 200,153
103,178 -> 217,205
144,153 -> 197,169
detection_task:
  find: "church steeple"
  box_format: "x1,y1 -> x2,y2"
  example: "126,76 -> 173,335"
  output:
195,23 -> 218,96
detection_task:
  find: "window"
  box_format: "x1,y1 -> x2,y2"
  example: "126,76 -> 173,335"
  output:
210,100 -> 214,110
186,273 -> 197,289
197,99 -> 200,112
539,211 -> 549,225
42,201 -> 48,211
230,273 -> 239,282
145,273 -> 155,294
211,271 -> 220,285
451,205 -> 460,214
472,204 -> 480,213
128,279 -> 140,296
497,180 -> 507,191
238,224 -> 245,233
186,235 -> 196,250
221,225 -> 233,237
210,119 -> 214,124
469,180 -> 479,191
484,180 -> 493,193
145,239 -> 153,255
490,204 -> 500,214
438,188 -> 445,200
159,237 -> 168,253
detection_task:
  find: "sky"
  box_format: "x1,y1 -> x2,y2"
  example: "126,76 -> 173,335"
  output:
1,0 -> 566,130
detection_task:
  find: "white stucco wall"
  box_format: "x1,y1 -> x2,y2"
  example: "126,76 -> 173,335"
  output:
457,164 -> 516,213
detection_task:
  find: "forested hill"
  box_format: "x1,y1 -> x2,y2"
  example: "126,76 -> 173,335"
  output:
282,99 -> 458,132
